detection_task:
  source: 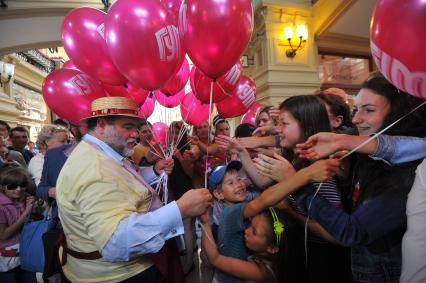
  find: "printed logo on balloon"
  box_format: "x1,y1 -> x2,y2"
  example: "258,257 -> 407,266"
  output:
371,41 -> 426,99
69,74 -> 95,96
156,25 -> 180,62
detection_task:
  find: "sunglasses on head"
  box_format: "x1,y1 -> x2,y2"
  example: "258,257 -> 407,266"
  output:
4,183 -> 27,190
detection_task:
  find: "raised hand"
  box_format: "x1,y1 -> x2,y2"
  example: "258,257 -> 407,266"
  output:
177,188 -> 212,218
296,132 -> 341,160
155,159 -> 175,175
253,153 -> 296,182
215,135 -> 244,153
252,125 -> 277,137
268,106 -> 280,122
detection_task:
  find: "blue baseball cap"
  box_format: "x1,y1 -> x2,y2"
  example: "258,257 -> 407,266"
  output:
208,160 -> 242,191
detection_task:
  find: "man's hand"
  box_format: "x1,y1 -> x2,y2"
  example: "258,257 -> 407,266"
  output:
253,153 -> 296,182
154,159 -> 174,175
296,132 -> 341,160
177,188 -> 212,218
48,187 -> 56,198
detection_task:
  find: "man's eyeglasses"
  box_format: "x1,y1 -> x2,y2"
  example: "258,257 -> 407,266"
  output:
4,183 -> 27,191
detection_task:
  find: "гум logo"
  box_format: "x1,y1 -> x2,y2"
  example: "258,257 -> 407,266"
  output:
371,41 -> 426,99
156,25 -> 180,62
238,84 -> 255,108
69,74 -> 94,95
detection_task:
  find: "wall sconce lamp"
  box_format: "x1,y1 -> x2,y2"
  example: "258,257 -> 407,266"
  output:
0,61 -> 15,87
281,21 -> 308,58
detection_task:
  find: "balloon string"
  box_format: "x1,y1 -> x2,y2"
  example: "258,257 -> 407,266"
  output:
339,100 -> 426,160
204,80 -> 214,188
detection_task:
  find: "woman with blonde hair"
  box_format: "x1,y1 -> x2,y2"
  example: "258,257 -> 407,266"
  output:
27,125 -> 68,185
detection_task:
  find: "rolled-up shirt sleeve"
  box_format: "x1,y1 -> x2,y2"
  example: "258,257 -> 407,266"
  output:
371,135 -> 426,165
101,201 -> 184,262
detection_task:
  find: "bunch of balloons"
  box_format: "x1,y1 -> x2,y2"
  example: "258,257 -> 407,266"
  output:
42,0 -> 257,124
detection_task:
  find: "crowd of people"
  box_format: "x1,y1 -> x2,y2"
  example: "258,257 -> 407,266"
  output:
0,73 -> 425,283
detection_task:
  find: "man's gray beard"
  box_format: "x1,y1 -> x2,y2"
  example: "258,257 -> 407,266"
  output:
123,148 -> 134,157
104,126 -> 126,156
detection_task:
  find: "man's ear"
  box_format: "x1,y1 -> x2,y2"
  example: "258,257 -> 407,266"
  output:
213,190 -> 224,201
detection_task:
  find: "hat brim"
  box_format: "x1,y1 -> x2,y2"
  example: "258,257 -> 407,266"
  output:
80,113 -> 141,121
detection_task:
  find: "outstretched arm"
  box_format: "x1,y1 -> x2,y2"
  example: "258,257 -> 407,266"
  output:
216,135 -> 273,188
244,159 -> 341,219
201,221 -> 273,282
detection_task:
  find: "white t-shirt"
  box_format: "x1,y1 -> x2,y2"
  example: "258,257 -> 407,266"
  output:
401,158 -> 426,283
27,153 -> 44,186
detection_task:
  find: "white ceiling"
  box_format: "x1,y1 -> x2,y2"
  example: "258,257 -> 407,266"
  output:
328,0 -> 376,38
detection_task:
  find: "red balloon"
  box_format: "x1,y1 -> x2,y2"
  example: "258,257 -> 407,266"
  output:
190,67 -> 228,103
247,101 -> 262,115
217,62 -> 244,94
155,89 -> 185,108
104,83 -> 149,105
152,122 -> 169,145
106,0 -> 184,91
179,0 -> 253,79
180,92 -> 210,125
61,7 -> 126,85
371,0 -> 426,99
241,111 -> 256,126
138,95 -> 156,118
216,75 -> 257,118
42,69 -> 105,123
160,57 -> 190,95
63,60 -> 78,70
161,0 -> 182,20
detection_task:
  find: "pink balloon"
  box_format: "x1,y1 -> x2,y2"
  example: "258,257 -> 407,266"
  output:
105,0 -> 184,90
161,0 -> 182,20
63,60 -> 78,70
190,67 -> 228,103
155,89 -> 185,108
241,111 -> 256,126
138,95 -> 156,118
179,0 -> 253,79
160,57 -> 190,95
217,62 -> 244,94
180,92 -> 210,125
247,101 -> 262,115
61,7 -> 126,85
371,0 -> 426,99
103,83 -> 149,105
216,75 -> 257,118
42,69 -> 105,123
152,122 -> 169,145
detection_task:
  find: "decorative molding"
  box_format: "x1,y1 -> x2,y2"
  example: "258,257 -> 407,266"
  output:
316,32 -> 371,56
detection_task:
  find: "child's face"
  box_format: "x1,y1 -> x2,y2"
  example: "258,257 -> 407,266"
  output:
277,109 -> 302,149
214,171 -> 247,203
244,214 -> 272,253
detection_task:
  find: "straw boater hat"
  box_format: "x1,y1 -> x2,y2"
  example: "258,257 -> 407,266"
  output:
81,96 -> 141,121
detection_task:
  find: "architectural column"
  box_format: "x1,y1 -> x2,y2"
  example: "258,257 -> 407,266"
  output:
245,0 -> 320,106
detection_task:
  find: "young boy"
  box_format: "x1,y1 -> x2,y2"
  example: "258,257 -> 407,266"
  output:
208,160 -> 251,283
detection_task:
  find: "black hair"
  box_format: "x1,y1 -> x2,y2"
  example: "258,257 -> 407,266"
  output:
279,95 -> 331,170
0,120 -> 11,132
10,126 -> 29,137
235,123 -> 256,138
53,118 -> 70,128
87,116 -> 121,131
0,166 -> 36,195
261,208 -> 289,283
356,74 -> 426,200
315,92 -> 356,134
137,119 -> 152,130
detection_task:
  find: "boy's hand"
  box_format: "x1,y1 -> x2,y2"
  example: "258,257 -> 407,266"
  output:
253,153 -> 296,182
303,159 -> 341,182
199,209 -> 210,224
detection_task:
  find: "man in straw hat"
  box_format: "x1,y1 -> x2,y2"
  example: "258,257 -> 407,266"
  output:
56,96 -> 212,282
